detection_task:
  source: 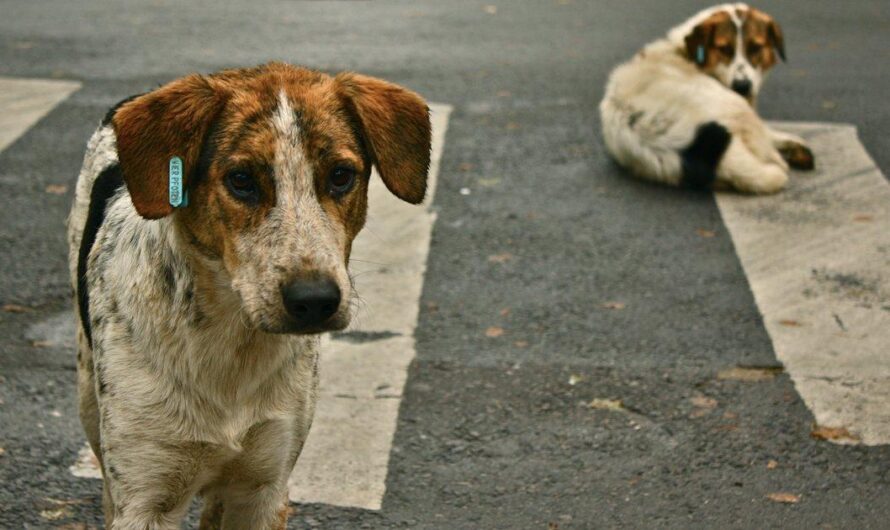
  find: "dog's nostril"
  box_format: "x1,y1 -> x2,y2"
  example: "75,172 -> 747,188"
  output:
281,278 -> 341,328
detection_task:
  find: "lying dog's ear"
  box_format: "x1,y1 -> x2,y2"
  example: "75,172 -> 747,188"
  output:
767,18 -> 786,62
336,73 -> 431,204
685,21 -> 715,67
112,75 -> 226,219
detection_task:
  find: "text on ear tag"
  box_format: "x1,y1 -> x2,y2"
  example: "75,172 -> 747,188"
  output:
169,156 -> 186,208
696,45 -> 706,65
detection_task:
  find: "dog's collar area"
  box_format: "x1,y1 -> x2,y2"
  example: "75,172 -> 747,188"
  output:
169,156 -> 188,208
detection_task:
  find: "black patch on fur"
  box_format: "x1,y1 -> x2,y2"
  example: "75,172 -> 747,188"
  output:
95,359 -> 107,394
77,164 -> 125,348
680,122 -> 731,188
101,93 -> 143,126
162,263 -> 176,294
628,111 -> 644,128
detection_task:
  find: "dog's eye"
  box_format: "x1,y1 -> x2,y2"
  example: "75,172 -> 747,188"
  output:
747,43 -> 763,55
225,172 -> 259,202
329,166 -> 356,197
720,44 -> 735,57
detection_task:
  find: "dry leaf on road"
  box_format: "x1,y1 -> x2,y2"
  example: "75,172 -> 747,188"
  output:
690,395 -> 717,409
717,366 -> 782,382
690,395 -> 717,417
601,301 -> 626,310
40,507 -> 71,521
2,303 -> 32,313
587,398 -> 624,411
488,253 -> 513,264
766,492 -> 801,504
811,425 -> 860,443
485,326 -> 505,338
45,184 -> 68,195
696,228 -> 716,238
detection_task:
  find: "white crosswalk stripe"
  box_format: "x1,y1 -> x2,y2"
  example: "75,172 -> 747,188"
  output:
0,77 -> 80,152
717,122 -> 890,445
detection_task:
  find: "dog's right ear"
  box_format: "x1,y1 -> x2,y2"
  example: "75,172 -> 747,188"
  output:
111,75 -> 227,219
685,21 -> 715,67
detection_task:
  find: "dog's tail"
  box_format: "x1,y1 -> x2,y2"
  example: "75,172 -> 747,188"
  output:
679,122 -> 732,188
600,97 -> 731,188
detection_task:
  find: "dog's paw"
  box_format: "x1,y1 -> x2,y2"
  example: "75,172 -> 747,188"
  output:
778,142 -> 815,171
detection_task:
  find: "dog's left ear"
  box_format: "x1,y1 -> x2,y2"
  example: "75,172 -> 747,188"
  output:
767,18 -> 786,62
112,75 -> 227,219
336,73 -> 432,204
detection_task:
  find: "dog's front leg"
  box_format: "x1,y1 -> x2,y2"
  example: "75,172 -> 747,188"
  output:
99,430 -> 207,530
768,127 -> 815,170
207,420 -> 296,530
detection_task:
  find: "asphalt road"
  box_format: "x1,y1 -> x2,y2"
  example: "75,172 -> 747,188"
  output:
0,1 -> 889,528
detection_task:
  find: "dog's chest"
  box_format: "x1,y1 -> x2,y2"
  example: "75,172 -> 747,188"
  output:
89,210 -> 318,450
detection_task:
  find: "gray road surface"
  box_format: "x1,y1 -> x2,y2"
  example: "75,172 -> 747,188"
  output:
0,1 -> 888,528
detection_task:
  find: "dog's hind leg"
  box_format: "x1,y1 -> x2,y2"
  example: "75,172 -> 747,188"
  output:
600,100 -> 686,187
718,138 -> 788,194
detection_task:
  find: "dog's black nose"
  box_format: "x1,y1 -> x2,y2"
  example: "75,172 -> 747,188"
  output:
281,278 -> 341,327
731,79 -> 753,98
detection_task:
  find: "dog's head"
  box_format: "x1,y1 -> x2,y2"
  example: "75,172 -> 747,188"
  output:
677,4 -> 785,103
110,63 -> 431,334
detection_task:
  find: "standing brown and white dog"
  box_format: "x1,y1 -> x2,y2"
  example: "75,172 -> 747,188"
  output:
67,63 -> 431,529
600,4 -> 814,193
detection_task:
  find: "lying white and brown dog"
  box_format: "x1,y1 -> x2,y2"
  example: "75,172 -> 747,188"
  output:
67,63 -> 430,529
600,3 -> 814,193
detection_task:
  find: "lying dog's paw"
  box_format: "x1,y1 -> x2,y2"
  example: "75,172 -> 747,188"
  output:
779,142 -> 815,171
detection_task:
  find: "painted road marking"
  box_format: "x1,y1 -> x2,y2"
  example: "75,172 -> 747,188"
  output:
717,122 -> 890,445
0,77 -> 80,151
61,104 -> 452,509
288,103 -> 451,509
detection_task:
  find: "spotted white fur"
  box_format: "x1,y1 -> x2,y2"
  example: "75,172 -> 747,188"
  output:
67,107 -> 321,528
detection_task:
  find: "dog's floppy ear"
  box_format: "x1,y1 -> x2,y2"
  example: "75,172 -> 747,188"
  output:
111,75 -> 226,219
767,18 -> 786,62
685,21 -> 715,67
336,73 -> 431,204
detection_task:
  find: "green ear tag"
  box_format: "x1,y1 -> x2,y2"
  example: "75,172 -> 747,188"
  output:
696,45 -> 706,65
169,156 -> 186,208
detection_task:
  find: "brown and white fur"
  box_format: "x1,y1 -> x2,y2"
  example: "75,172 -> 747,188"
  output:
600,3 -> 814,193
66,63 -> 431,529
